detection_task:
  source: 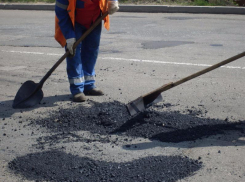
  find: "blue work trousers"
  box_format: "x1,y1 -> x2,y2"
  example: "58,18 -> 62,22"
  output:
66,21 -> 102,95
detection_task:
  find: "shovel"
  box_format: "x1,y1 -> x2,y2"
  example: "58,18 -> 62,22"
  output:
127,51 -> 245,116
12,12 -> 109,109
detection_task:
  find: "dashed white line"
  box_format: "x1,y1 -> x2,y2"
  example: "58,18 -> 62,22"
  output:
101,57 -> 245,70
0,66 -> 27,71
1,50 -> 45,55
1,50 -> 244,70
1,50 -> 62,56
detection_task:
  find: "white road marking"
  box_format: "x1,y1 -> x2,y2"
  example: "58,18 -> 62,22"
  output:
1,50 -> 62,56
1,50 -> 245,70
101,57 -> 245,70
0,66 -> 27,71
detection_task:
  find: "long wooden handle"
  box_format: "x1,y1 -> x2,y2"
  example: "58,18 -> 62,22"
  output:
144,51 -> 245,97
38,12 -> 109,88
142,82 -> 173,97
73,12 -> 109,49
173,51 -> 245,87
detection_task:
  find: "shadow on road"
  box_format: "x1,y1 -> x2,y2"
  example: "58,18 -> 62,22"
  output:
0,94 -> 72,119
112,110 -> 245,142
121,123 -> 245,151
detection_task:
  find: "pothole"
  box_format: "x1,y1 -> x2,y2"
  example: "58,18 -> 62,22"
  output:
142,41 -> 194,49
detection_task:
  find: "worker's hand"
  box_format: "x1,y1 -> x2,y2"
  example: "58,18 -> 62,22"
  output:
66,38 -> 76,56
108,0 -> 119,15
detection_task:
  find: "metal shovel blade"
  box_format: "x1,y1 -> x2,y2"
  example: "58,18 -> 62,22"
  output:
12,80 -> 43,109
126,94 -> 163,116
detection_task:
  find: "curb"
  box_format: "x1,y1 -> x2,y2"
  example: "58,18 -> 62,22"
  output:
119,5 -> 245,14
0,3 -> 55,11
0,3 -> 245,15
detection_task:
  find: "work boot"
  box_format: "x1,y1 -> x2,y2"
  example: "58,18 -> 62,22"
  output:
84,88 -> 104,96
73,92 -> 86,102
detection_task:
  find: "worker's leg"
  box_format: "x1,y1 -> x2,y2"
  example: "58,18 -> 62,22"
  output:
66,22 -> 85,95
81,21 -> 102,92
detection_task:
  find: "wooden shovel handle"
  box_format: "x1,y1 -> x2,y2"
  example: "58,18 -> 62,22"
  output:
38,12 -> 109,88
73,12 -> 109,49
143,51 -> 245,98
173,51 -> 245,87
142,82 -> 174,97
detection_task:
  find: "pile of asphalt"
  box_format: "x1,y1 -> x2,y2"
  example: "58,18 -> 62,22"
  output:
32,100 -> 131,134
9,150 -> 202,182
9,100 -> 245,181
32,100 -> 245,143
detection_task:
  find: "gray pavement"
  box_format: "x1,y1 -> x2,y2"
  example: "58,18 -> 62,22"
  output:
0,10 -> 245,182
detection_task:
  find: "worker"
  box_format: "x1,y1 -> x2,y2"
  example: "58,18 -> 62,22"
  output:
55,0 -> 119,102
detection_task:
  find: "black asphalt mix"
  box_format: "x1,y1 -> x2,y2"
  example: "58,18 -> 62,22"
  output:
1,9 -> 245,182
8,100 -> 245,181
9,150 -> 201,182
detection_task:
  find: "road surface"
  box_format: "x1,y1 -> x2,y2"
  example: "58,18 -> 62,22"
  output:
0,10 -> 245,182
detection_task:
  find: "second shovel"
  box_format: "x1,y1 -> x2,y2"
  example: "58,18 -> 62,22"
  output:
127,51 -> 245,116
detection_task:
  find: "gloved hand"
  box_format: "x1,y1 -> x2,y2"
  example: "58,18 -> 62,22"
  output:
66,38 -> 76,56
108,0 -> 119,15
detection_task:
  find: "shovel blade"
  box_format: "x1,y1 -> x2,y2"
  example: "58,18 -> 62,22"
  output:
126,94 -> 163,116
126,96 -> 145,116
12,80 -> 43,109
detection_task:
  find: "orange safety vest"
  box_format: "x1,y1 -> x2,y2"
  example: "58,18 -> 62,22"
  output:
55,0 -> 109,47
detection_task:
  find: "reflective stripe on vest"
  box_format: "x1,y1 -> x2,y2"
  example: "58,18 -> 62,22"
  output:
56,1 -> 68,9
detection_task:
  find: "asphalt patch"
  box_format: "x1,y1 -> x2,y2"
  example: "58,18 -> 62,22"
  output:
9,101 -> 245,181
166,17 -> 199,20
9,150 -> 202,182
32,101 -> 130,135
141,41 -> 194,49
31,100 -> 245,143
